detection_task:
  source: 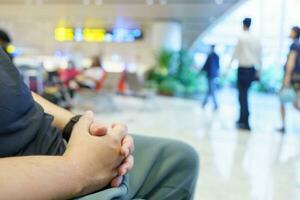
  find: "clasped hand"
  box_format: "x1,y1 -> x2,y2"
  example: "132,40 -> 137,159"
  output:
89,116 -> 135,187
64,111 -> 134,196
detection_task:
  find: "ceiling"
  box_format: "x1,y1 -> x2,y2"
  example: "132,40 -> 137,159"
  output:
0,0 -> 244,49
0,0 -> 241,5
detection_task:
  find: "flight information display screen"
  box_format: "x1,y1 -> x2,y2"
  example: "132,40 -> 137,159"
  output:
55,27 -> 143,43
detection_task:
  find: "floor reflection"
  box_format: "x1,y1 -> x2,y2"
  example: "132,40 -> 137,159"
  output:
73,89 -> 300,200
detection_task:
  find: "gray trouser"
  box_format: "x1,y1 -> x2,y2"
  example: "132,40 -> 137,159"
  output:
76,135 -> 199,200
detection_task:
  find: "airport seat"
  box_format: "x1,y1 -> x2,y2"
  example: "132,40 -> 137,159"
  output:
75,72 -> 122,112
124,72 -> 156,99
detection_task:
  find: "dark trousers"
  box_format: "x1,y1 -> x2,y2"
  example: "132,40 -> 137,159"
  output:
237,67 -> 256,125
203,77 -> 218,108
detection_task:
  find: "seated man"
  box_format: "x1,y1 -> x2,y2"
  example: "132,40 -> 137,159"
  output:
0,48 -> 199,200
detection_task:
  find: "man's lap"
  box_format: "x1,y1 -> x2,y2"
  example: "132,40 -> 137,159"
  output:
76,135 -> 199,200
19,131 -> 199,200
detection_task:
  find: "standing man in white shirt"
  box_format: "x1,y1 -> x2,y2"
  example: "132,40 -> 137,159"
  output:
228,18 -> 262,131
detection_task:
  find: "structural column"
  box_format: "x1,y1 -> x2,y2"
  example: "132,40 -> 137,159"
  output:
151,20 -> 182,52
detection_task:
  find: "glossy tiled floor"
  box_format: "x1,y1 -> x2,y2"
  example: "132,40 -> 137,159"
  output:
74,89 -> 300,200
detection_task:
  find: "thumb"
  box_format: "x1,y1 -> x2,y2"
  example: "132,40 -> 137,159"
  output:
90,123 -> 108,137
75,111 -> 94,131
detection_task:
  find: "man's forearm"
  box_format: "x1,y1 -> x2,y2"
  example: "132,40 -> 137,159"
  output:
0,156 -> 82,200
32,92 -> 75,130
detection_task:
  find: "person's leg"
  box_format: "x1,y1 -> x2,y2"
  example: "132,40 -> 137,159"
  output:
210,78 -> 218,110
243,68 -> 255,127
279,102 -> 286,132
77,135 -> 199,200
243,82 -> 251,126
202,78 -> 211,108
125,135 -> 199,200
237,68 -> 252,129
238,82 -> 247,124
237,68 -> 244,124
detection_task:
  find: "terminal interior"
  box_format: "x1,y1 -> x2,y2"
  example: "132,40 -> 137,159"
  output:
1,0 -> 300,199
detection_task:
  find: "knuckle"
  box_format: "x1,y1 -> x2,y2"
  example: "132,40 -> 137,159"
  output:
89,124 -> 96,132
115,123 -> 128,133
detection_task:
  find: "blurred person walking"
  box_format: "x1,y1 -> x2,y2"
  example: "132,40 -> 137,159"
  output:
228,18 -> 262,131
201,44 -> 220,110
278,26 -> 300,134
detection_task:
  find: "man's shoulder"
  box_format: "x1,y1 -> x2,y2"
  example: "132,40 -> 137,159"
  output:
212,52 -> 219,58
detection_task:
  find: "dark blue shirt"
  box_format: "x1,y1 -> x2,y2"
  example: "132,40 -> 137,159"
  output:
202,52 -> 220,78
0,48 -> 65,157
289,41 -> 300,73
